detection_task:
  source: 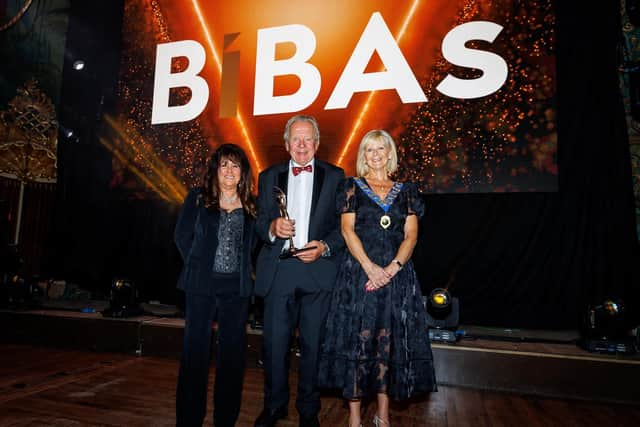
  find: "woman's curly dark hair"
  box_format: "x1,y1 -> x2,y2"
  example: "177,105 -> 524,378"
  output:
201,144 -> 256,217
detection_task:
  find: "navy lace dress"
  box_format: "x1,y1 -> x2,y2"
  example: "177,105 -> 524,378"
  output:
318,177 -> 437,400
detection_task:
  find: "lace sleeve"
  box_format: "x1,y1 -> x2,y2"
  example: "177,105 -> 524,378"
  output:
337,177 -> 357,214
406,182 -> 425,219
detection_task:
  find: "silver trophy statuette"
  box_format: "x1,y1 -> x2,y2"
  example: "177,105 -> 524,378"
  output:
273,186 -> 316,259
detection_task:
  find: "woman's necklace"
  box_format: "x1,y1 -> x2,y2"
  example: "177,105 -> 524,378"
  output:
364,176 -> 394,229
366,178 -> 392,194
370,182 -> 391,191
220,192 -> 239,204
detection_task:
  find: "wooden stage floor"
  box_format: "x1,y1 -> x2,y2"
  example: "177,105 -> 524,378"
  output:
1,344 -> 639,427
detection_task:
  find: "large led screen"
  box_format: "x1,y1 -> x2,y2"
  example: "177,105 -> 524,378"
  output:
108,0 -> 556,203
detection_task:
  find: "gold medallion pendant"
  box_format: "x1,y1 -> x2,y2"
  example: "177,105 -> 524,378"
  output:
380,215 -> 391,229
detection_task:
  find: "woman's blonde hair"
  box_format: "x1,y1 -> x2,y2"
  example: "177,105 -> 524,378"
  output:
355,130 -> 398,177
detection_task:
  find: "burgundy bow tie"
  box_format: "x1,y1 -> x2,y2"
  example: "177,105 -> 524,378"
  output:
292,164 -> 313,176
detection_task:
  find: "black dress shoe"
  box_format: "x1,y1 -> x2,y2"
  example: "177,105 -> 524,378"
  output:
299,415 -> 320,427
254,406 -> 288,427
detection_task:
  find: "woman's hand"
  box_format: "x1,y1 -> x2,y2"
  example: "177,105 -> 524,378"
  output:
363,262 -> 391,292
383,261 -> 402,279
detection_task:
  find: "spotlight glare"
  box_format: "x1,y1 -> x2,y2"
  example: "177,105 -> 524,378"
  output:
604,300 -> 621,315
431,290 -> 450,307
72,60 -> 85,71
60,126 -> 74,139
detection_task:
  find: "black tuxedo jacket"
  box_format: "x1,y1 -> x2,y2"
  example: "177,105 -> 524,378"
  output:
255,159 -> 345,297
174,188 -> 255,298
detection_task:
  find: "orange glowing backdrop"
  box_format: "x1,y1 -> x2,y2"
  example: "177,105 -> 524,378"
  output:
113,0 -> 557,197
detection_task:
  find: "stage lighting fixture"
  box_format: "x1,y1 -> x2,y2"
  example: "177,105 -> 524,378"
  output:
102,278 -> 142,318
425,288 -> 460,343
580,298 -> 636,355
72,60 -> 85,71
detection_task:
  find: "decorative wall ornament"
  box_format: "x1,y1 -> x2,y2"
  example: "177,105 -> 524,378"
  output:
0,79 -> 58,243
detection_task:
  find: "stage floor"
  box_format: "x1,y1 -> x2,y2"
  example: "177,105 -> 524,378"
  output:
1,343 -> 640,426
2,306 -> 639,409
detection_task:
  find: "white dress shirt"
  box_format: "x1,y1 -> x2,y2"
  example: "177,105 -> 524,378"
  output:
284,158 -> 314,250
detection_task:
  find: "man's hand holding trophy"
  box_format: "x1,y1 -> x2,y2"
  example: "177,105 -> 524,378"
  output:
272,186 -> 318,259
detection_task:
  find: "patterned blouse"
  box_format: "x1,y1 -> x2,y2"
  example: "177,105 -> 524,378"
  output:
213,208 -> 244,273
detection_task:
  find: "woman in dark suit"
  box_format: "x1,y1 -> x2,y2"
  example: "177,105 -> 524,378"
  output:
174,143 -> 256,427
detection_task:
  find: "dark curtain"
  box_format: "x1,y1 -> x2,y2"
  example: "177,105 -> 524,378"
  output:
48,0 -> 181,305
0,177 -> 56,276
413,0 -> 640,329
45,0 -> 127,293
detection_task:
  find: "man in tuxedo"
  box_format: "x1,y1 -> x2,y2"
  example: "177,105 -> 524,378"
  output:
254,115 -> 345,427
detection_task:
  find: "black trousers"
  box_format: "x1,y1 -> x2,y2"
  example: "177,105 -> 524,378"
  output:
176,274 -> 249,427
262,259 -> 331,419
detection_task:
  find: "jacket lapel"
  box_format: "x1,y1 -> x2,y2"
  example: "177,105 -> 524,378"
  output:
205,206 -> 220,236
310,162 -> 324,214
276,165 -> 289,196
308,161 -> 325,238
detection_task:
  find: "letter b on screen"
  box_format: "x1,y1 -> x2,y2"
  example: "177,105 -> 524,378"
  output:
151,40 -> 209,125
254,24 -> 321,116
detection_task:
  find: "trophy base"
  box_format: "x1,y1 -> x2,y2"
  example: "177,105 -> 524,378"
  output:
279,246 -> 318,259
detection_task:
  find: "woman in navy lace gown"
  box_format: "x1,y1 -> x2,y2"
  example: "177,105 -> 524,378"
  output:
319,130 -> 436,427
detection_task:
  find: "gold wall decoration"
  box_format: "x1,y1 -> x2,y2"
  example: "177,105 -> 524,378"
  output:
0,79 -> 58,183
0,79 -> 58,244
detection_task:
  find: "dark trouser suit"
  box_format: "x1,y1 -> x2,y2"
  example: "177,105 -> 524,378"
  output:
262,258 -> 331,419
176,273 -> 249,427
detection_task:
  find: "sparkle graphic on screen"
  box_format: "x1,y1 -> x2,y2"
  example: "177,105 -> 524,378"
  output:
396,0 -> 556,192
